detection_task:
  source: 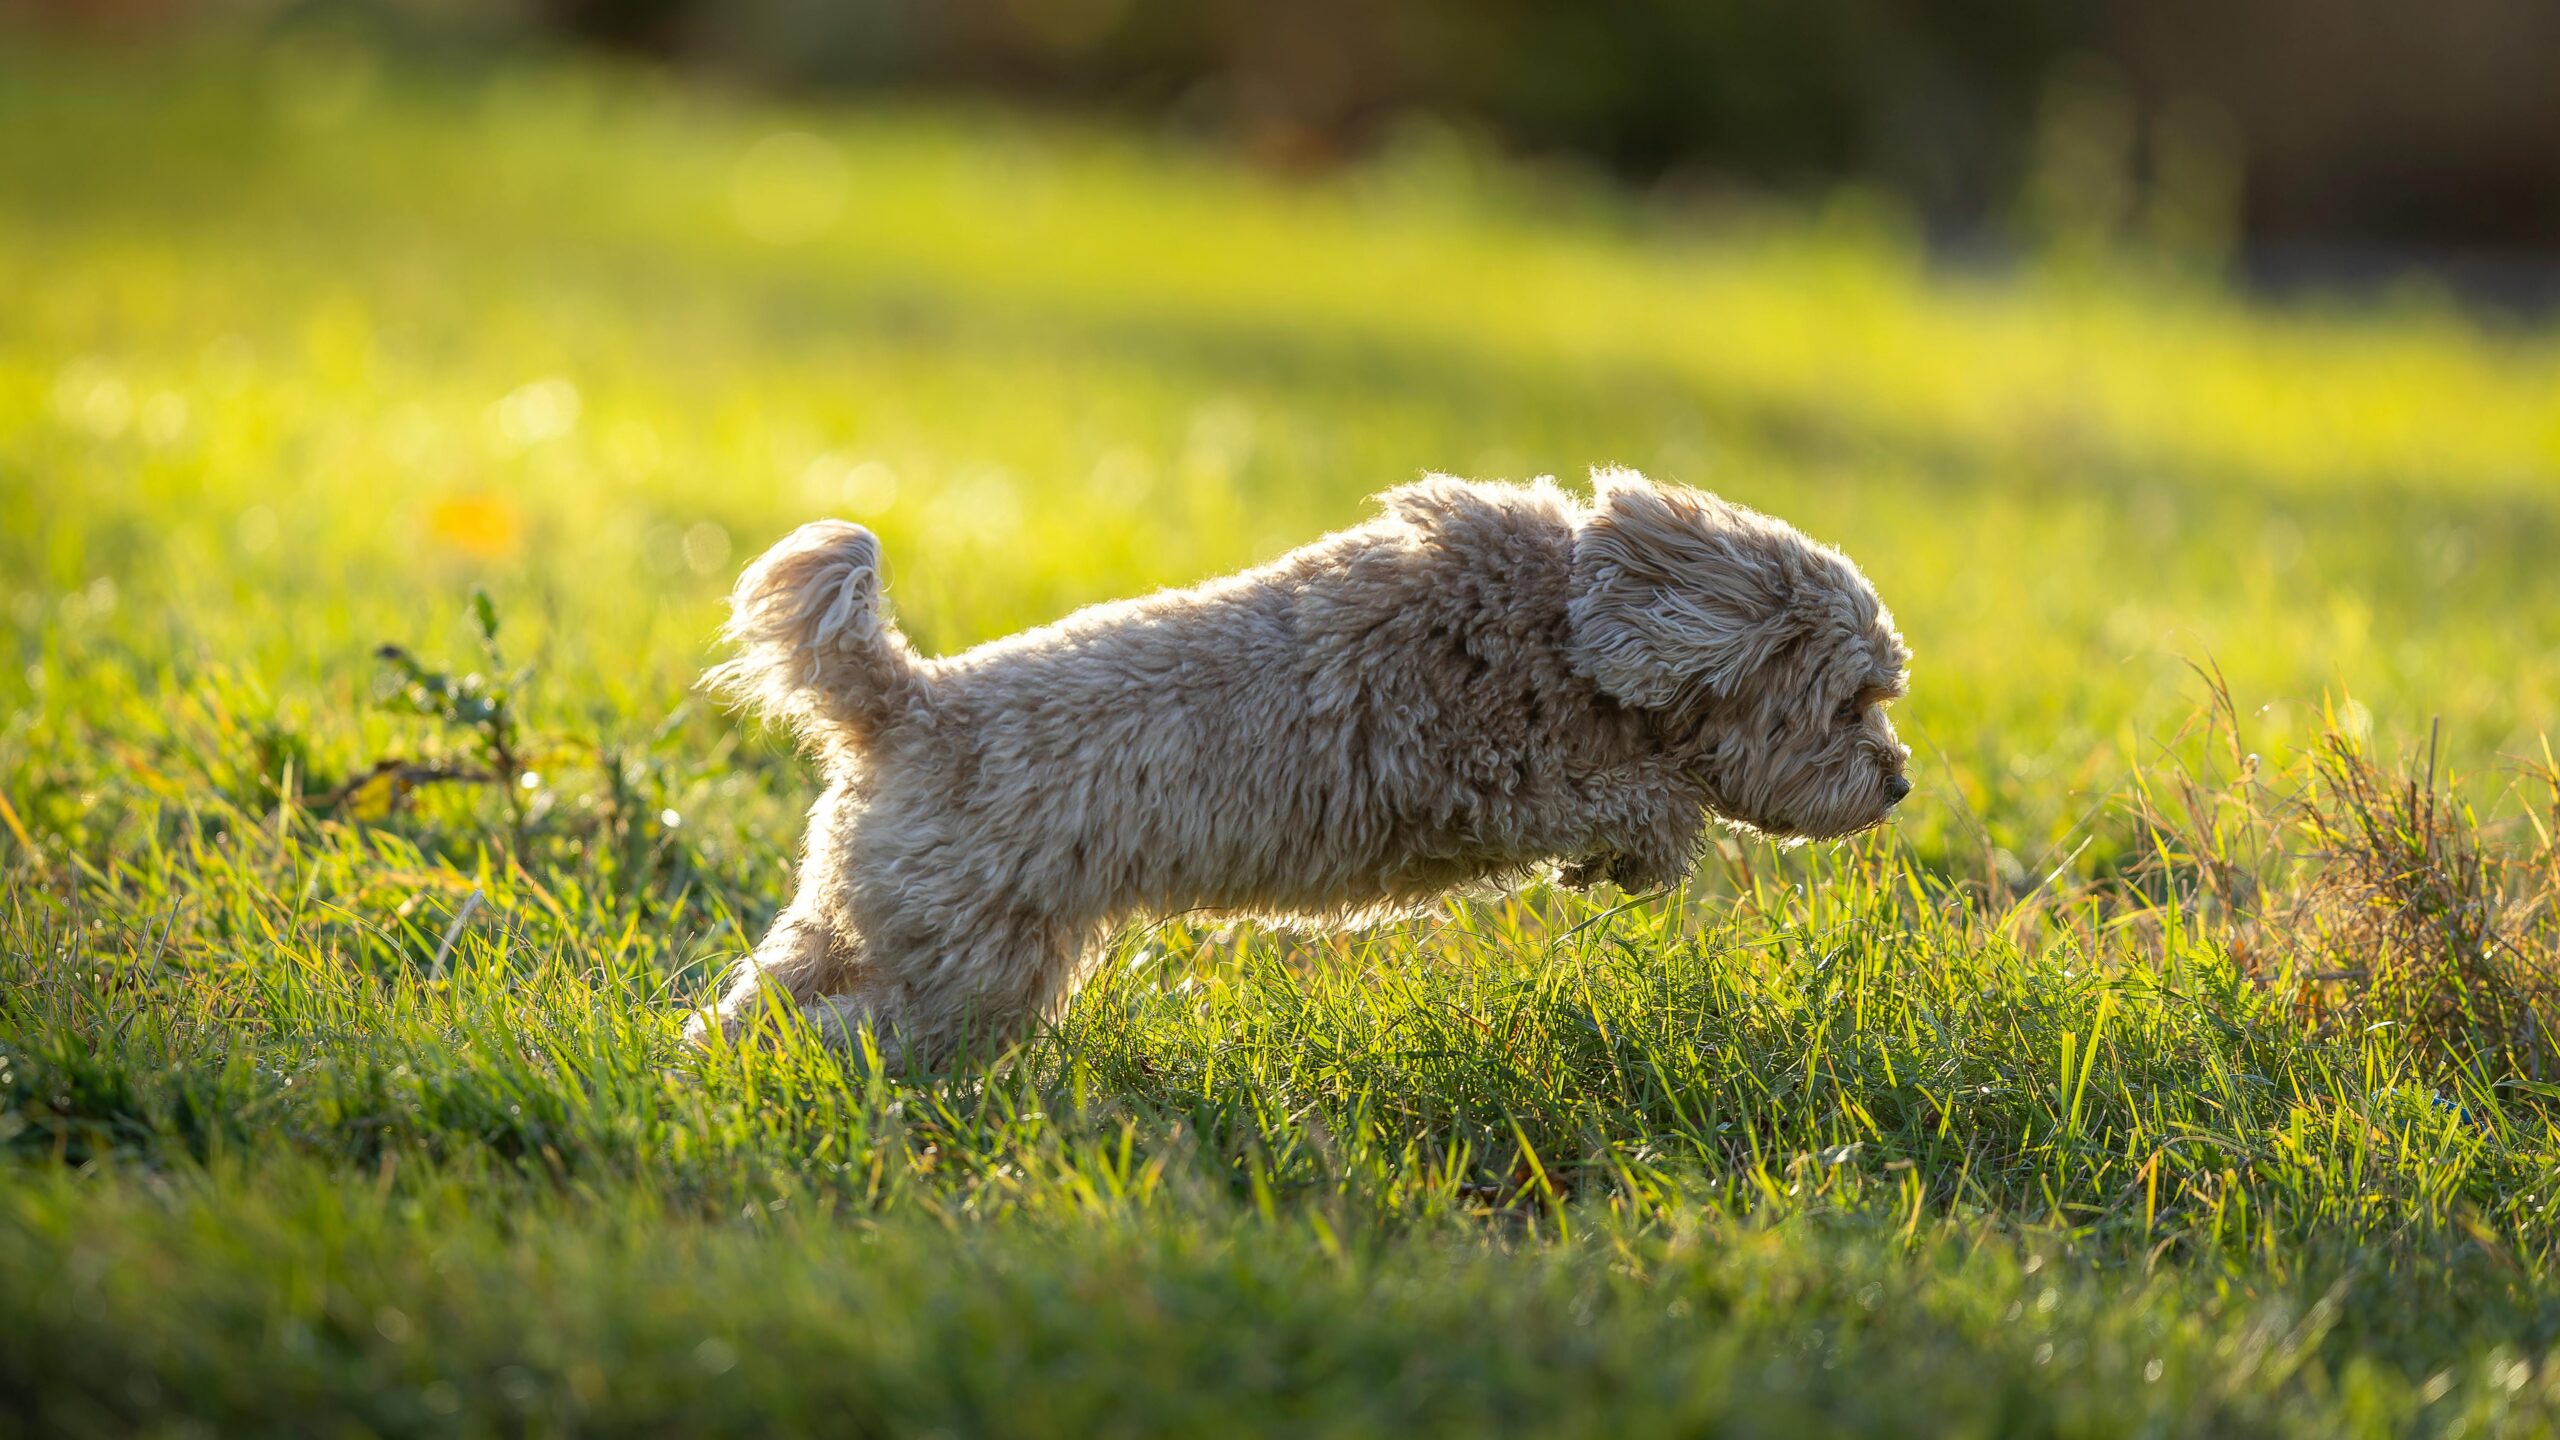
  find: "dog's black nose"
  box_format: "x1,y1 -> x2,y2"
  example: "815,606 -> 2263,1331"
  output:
1885,774 -> 1912,803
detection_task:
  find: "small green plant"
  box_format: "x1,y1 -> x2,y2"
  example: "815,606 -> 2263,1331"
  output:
342,590 -> 702,903
344,587 -> 537,844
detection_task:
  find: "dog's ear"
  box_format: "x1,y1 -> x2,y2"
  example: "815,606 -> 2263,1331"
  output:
1567,470 -> 1802,709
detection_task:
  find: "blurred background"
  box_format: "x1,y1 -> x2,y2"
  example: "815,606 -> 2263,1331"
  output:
16,0 -> 2560,298
5,0 -> 2557,884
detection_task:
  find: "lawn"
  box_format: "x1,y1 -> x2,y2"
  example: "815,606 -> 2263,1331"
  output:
7,32 -> 2560,1437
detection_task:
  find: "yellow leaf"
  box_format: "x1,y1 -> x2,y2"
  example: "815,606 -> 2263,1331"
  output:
343,768 -> 407,822
426,493 -> 522,559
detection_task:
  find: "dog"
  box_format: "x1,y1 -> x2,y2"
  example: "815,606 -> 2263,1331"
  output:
685,469 -> 1910,1063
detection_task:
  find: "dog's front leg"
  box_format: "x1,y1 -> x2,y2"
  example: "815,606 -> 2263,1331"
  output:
1560,847 -> 1690,894
1598,843 -> 1695,894
1560,793 -> 1703,895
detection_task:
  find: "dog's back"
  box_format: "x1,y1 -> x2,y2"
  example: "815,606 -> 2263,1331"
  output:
836,478 -> 1636,926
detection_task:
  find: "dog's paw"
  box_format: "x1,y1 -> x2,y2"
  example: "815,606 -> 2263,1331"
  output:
1560,850 -> 1688,894
1558,855 -> 1615,892
1604,849 -> 1693,894
681,1003 -> 742,1050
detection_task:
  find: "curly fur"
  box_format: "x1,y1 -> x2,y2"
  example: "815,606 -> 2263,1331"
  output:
686,469 -> 1911,1063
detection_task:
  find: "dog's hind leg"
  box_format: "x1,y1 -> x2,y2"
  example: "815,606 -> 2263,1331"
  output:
799,908 -> 1104,1068
683,906 -> 856,1048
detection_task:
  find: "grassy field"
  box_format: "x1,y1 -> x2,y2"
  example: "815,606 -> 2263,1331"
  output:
8,32 -> 2560,1437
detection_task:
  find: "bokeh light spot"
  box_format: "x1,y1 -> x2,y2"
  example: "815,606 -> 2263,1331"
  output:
682,521 -> 733,575
50,358 -> 131,438
493,377 -> 582,447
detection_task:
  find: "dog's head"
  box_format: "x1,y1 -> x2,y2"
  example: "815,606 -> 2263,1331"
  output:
1567,469 -> 1911,841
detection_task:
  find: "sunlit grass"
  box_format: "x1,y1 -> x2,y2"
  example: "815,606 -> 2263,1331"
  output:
5,31 -> 2560,1436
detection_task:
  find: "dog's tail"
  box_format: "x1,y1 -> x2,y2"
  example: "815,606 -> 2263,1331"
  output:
703,521 -> 930,749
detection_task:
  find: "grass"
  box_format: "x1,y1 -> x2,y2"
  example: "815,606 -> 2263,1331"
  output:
7,29 -> 2560,1437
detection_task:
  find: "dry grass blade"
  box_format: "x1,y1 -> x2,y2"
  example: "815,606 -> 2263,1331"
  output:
2127,690 -> 2560,1087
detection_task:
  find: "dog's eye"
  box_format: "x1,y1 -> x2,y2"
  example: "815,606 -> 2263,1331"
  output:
1835,700 -> 1863,727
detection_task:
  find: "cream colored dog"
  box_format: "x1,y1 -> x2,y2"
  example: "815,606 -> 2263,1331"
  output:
686,470 -> 1910,1063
